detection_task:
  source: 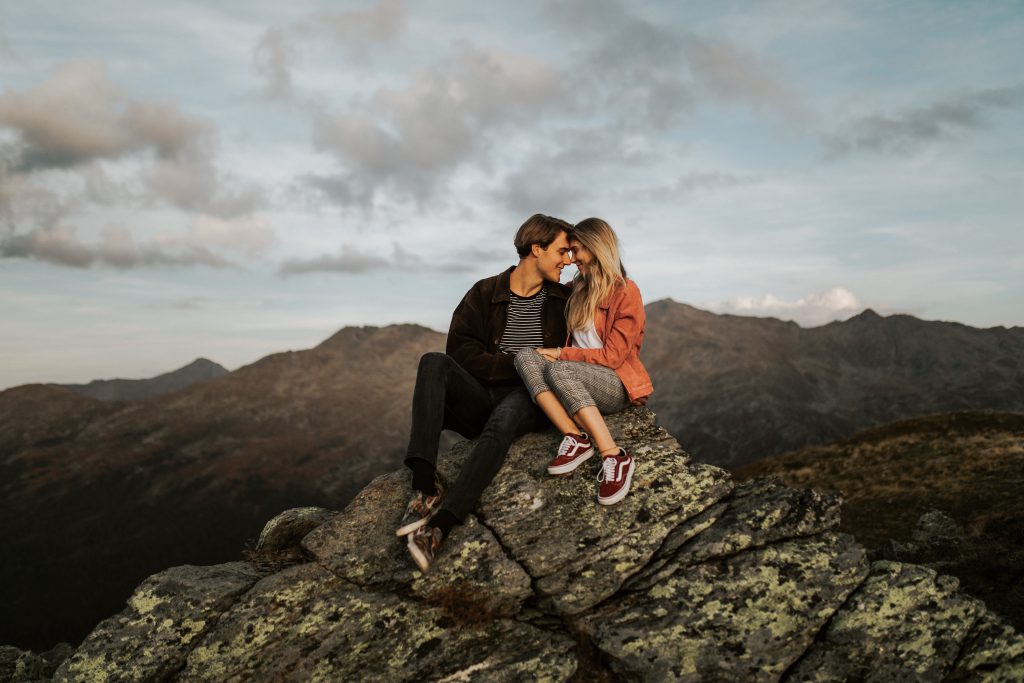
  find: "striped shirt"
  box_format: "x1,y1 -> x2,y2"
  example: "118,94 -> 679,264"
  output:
499,287 -> 548,354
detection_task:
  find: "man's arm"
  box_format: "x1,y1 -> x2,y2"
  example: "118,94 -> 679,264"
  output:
446,286 -> 518,384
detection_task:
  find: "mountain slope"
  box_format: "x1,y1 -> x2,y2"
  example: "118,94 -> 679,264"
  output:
0,324 -> 444,651
642,300 -> 1024,467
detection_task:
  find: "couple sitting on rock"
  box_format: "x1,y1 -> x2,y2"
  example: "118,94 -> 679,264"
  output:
397,214 -> 654,572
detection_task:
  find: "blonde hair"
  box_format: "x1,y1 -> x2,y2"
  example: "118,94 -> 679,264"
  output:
567,218 -> 627,332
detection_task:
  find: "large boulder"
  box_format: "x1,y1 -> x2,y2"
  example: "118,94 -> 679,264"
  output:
10,408 -> 1021,682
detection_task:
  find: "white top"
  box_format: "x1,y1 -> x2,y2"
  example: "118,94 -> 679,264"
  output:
572,322 -> 603,349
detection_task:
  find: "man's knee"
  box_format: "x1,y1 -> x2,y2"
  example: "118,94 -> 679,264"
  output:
418,351 -> 453,377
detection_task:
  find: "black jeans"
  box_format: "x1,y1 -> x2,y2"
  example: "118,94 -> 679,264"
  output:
405,352 -> 546,521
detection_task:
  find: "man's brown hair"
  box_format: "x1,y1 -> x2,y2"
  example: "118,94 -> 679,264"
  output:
513,214 -> 573,258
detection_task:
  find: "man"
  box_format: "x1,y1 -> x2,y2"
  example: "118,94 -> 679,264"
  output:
399,214 -> 573,571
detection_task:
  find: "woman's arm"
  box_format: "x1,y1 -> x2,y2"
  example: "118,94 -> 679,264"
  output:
559,281 -> 644,369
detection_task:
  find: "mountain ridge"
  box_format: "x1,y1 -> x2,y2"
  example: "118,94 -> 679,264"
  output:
56,358 -> 229,402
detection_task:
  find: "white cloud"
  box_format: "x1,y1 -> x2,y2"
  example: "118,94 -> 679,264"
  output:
704,287 -> 865,327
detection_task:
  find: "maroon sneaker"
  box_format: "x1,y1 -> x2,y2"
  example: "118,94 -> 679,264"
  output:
547,432 -> 594,475
597,449 -> 635,505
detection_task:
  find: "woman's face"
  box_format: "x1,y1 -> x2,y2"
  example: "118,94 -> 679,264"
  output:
570,239 -> 593,276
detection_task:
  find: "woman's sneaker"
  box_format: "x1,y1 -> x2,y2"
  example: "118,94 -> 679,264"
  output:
547,432 -> 594,475
407,525 -> 443,572
395,483 -> 444,537
597,449 -> 635,505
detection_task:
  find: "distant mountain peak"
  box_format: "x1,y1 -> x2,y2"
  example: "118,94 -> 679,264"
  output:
851,308 -> 882,321
57,358 -> 229,402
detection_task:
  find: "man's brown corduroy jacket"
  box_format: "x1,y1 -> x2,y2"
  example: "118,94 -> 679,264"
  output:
446,266 -> 571,386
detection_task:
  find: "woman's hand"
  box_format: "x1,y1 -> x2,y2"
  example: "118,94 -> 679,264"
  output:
538,347 -> 561,362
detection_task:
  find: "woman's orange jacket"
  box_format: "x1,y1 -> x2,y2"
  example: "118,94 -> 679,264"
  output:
559,279 -> 654,404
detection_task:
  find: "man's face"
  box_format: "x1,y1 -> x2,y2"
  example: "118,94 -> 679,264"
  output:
535,232 -> 572,283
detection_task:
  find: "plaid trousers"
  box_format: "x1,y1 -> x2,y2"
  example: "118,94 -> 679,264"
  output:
514,348 -> 630,417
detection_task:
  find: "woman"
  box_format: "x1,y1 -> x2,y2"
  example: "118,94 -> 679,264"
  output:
514,217 -> 653,505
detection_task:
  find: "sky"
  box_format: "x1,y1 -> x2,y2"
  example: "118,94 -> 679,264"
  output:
1,1 -> 1022,389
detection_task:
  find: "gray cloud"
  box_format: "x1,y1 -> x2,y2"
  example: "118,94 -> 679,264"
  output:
278,243 -> 396,276
142,157 -> 266,218
547,0 -> 806,129
823,84 -> 1024,157
255,0 -> 406,98
254,28 -> 294,99
630,170 -> 764,202
311,42 -> 562,206
277,242 -> 500,276
496,164 -> 591,217
1,224 -> 233,269
0,58 -> 268,227
0,60 -> 210,171
0,21 -> 17,62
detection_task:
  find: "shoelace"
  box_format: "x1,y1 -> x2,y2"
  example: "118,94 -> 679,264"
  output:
557,434 -> 578,457
598,455 -> 618,483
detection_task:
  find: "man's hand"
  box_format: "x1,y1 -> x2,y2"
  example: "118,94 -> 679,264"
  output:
538,347 -> 560,362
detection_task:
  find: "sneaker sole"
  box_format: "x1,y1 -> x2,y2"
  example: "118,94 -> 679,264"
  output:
406,535 -> 431,572
547,447 -> 595,475
598,461 -> 635,505
395,515 -> 430,537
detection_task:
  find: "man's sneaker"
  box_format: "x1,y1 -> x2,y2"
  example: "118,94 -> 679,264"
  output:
597,449 -> 635,505
395,483 -> 444,537
407,525 -> 443,572
547,432 -> 594,475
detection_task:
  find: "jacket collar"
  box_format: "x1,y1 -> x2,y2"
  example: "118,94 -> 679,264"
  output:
492,265 -> 570,303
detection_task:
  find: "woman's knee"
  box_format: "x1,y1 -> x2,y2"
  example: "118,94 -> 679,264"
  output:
543,360 -> 577,385
514,347 -> 542,374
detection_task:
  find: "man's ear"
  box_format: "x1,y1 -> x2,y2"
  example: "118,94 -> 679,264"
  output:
530,243 -> 544,259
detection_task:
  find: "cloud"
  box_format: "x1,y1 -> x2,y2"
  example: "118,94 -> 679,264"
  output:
142,157 -> 265,218
254,0 -> 406,98
631,170 -> 764,202
0,224 -> 233,269
704,287 -> 865,327
187,215 -> 275,258
253,28 -> 295,99
823,84 -> 1024,157
310,42 -> 562,206
0,209 -> 274,270
0,60 -> 210,170
278,243 -> 393,275
496,164 -> 590,216
277,242 -> 495,276
0,21 -> 17,62
547,0 -> 806,129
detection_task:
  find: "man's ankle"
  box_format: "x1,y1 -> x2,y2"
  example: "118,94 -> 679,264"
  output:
430,509 -> 460,539
410,460 -> 438,496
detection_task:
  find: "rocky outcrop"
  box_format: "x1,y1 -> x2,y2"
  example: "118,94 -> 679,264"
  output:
10,408 -> 1022,682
